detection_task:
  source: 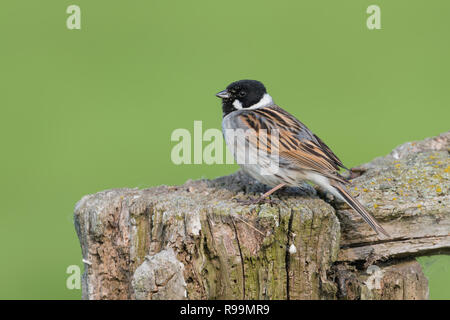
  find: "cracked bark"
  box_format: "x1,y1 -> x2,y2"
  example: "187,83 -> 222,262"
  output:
285,209 -> 294,300
231,217 -> 246,299
74,131 -> 449,299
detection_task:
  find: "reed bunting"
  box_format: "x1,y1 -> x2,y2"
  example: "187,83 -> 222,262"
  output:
216,79 -> 389,237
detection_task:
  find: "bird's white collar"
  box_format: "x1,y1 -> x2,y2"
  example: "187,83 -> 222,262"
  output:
233,93 -> 274,110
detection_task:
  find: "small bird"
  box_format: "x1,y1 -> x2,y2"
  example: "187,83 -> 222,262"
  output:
216,79 -> 389,237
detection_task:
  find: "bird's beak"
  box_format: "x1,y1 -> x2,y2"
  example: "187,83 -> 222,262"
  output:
215,89 -> 231,99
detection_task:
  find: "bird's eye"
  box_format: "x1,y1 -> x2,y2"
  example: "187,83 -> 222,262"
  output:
239,91 -> 246,97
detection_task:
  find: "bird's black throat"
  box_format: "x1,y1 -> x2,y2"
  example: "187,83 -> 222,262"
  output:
222,99 -> 236,117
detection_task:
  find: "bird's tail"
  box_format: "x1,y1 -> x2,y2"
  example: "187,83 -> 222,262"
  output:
331,183 -> 390,237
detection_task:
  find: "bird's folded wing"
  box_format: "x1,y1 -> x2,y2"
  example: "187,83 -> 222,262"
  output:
279,141 -> 349,184
235,106 -> 349,184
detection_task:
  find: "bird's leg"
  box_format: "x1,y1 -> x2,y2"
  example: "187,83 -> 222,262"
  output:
235,183 -> 286,205
257,183 -> 286,201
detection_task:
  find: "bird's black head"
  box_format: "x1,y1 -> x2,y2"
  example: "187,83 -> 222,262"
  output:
216,80 -> 272,117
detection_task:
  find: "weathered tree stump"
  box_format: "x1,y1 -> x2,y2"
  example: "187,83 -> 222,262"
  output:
74,132 -> 449,300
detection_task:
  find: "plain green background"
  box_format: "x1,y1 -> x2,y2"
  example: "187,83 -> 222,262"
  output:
0,1 -> 448,299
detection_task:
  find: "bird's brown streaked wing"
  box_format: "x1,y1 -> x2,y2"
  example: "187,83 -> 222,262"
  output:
244,106 -> 349,183
224,111 -> 276,159
279,137 -> 349,184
